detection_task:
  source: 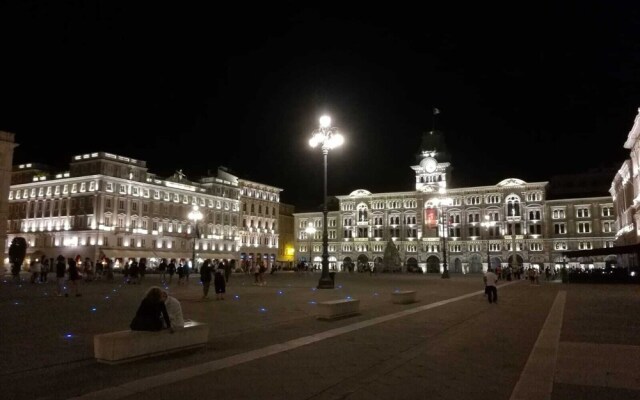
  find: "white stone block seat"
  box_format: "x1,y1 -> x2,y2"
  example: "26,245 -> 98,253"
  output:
391,290 -> 417,304
317,298 -> 360,320
94,321 -> 209,364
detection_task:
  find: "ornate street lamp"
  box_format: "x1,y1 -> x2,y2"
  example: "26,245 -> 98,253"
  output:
309,115 -> 344,289
481,215 -> 496,271
433,188 -> 453,279
188,205 -> 203,272
305,223 -> 316,271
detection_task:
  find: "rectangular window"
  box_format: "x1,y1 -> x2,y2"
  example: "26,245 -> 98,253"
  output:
528,224 -> 542,235
576,208 -> 590,218
554,223 -> 566,234
577,222 -> 591,233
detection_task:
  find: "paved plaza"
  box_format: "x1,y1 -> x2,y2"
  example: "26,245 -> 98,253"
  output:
1,270 -> 640,400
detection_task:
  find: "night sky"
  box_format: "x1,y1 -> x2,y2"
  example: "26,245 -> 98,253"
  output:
1,2 -> 639,211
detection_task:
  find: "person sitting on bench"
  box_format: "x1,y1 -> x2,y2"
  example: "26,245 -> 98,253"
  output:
130,287 -> 174,333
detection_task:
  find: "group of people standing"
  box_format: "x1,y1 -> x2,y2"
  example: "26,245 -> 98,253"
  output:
199,259 -> 227,300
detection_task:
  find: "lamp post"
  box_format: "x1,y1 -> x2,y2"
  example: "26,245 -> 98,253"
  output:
481,215 -> 496,271
434,188 -> 452,279
510,208 -> 517,274
188,205 -> 203,272
305,223 -> 316,271
309,115 -> 344,289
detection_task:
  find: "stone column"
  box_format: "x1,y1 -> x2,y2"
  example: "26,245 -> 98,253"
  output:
0,132 -> 17,266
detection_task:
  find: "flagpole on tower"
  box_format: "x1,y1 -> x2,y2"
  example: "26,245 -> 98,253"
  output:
432,107 -> 440,133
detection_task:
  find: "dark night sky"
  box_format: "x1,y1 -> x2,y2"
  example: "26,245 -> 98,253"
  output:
1,2 -> 639,211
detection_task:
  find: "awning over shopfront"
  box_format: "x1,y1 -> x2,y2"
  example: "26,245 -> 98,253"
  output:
198,253 -> 236,260
100,249 -> 237,261
562,243 -> 640,258
100,249 -> 177,261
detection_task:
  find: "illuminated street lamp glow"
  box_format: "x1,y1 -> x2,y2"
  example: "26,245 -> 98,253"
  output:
188,205 -> 203,271
308,115 -> 344,289
481,215 -> 497,271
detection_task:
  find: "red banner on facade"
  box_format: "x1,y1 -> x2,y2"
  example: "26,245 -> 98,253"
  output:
425,208 -> 438,229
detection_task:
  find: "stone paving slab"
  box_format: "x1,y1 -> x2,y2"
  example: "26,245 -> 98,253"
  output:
2,272 -> 640,399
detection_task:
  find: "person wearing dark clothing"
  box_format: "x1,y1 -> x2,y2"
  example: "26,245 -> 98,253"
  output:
168,259 -> 176,283
129,259 -> 139,284
130,287 -> 173,332
66,258 -> 81,297
139,258 -> 147,282
224,260 -> 232,283
158,258 -> 168,283
214,262 -> 226,300
55,257 -> 66,296
200,259 -> 213,299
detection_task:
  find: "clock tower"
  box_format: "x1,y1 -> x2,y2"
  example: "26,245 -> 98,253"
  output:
411,130 -> 451,192
412,151 -> 450,192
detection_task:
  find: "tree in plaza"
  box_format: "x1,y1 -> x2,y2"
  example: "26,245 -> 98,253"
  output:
9,237 -> 28,280
382,240 -> 402,273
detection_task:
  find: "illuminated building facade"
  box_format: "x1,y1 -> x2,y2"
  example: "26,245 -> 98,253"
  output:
7,152 -> 244,267
294,132 -> 617,273
611,108 -> 640,267
230,173 -> 282,269
0,131 -> 17,261
277,202 -> 296,268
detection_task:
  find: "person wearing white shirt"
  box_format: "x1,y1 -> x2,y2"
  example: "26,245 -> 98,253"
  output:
162,290 -> 185,328
483,268 -> 498,304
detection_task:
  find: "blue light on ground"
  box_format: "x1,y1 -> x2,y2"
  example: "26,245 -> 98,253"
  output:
13,301 -> 21,305
104,296 -> 110,300
311,288 -> 317,291
337,285 -> 343,289
234,295 -> 240,300
277,290 -> 284,295
260,307 -> 267,312
309,301 -> 317,305
90,307 -> 97,312
64,333 -> 74,339
346,296 -> 352,299
112,289 -> 117,292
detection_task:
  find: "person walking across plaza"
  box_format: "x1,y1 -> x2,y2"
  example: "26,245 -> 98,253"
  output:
158,258 -> 168,283
483,268 -> 498,304
167,259 -> 176,283
30,259 -> 42,284
199,259 -> 213,299
214,261 -> 226,300
66,258 -> 81,297
55,256 -> 66,296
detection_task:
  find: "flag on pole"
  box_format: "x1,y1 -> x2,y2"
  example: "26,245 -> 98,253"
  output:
433,107 -> 440,115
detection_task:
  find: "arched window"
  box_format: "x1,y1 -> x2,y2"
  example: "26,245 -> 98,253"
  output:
506,195 -> 521,217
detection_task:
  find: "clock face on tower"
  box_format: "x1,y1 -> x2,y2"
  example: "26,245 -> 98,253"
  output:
421,157 -> 437,173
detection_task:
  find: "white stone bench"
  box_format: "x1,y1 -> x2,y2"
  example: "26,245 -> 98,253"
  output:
317,299 -> 360,320
94,321 -> 209,364
392,290 -> 417,304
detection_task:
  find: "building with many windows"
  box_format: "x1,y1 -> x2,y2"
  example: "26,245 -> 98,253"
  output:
277,202 -> 296,268
294,132 -> 616,273
611,108 -> 640,267
229,171 -> 282,270
5,152 -> 271,269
